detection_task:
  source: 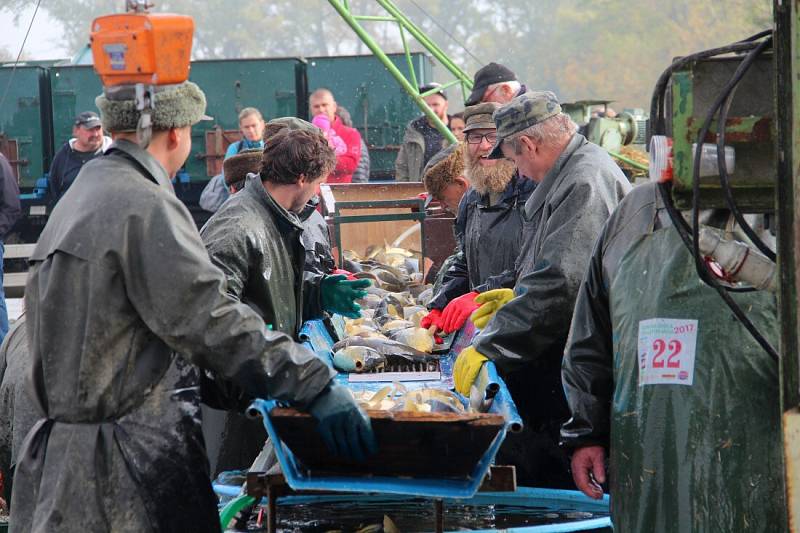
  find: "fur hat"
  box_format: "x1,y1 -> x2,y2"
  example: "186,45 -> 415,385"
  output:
223,148 -> 262,188
95,81 -> 209,132
423,143 -> 465,198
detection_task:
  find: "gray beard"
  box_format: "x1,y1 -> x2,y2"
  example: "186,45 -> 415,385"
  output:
464,154 -> 516,196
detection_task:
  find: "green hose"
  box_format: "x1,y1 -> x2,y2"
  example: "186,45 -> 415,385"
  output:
219,494 -> 256,531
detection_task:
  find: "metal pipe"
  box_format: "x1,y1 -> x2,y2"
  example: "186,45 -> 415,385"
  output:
698,227 -> 777,292
374,0 -> 474,86
328,0 -> 457,144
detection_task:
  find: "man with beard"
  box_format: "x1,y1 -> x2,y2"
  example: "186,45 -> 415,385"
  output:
452,91 -> 630,488
421,102 -> 536,334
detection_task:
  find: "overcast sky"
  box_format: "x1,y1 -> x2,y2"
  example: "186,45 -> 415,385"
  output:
0,5 -> 68,60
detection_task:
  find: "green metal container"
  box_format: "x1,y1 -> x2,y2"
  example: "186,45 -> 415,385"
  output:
0,64 -> 53,189
50,64 -> 102,160
307,53 -> 433,179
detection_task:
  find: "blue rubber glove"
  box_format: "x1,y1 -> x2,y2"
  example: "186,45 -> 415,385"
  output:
309,383 -> 378,462
321,274 -> 371,318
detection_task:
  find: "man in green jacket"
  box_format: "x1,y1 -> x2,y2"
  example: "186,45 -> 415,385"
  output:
201,125 -> 370,472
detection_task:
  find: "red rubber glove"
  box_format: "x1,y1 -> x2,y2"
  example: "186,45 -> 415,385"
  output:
440,291 -> 480,334
332,268 -> 357,281
420,308 -> 444,331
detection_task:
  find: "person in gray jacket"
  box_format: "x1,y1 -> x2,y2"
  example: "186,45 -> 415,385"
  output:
452,91 -> 631,487
395,83 -> 452,182
11,81 -> 375,533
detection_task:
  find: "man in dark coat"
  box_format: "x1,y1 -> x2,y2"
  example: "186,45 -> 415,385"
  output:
201,126 -> 369,473
452,91 -> 630,488
48,111 -> 111,202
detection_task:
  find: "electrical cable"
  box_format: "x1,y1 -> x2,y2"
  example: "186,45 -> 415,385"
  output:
0,0 -> 42,113
691,35 -> 773,286
404,0 -> 485,67
715,38 -> 776,261
658,182 -> 779,362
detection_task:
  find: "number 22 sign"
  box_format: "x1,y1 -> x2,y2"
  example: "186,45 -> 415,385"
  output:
637,318 -> 698,386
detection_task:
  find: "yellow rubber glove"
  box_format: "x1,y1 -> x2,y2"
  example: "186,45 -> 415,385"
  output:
470,288 -> 515,329
453,346 -> 489,396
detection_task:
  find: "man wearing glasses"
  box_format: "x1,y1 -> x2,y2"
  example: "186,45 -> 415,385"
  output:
452,92 -> 630,488
422,102 -> 535,336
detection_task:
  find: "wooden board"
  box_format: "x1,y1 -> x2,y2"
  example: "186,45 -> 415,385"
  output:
323,183 -> 426,259
269,407 -> 505,479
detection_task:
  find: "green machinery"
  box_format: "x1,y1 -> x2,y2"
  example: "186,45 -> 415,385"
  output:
562,100 -> 648,152
656,50 -> 775,211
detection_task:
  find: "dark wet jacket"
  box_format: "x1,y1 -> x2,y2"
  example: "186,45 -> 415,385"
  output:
428,174 -> 536,310
299,196 -> 335,275
473,134 -> 630,487
11,140 -> 335,533
474,134 -> 630,369
560,183 -> 665,450
0,315 -> 35,503
201,175 -> 325,335
200,177 -> 328,473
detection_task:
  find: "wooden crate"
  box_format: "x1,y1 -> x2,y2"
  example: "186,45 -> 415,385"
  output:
322,183 -> 426,258
269,407 -> 505,479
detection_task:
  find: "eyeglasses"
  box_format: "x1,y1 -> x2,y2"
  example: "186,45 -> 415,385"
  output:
466,132 -> 498,145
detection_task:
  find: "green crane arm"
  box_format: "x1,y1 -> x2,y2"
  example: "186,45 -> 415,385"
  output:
328,0 -> 474,144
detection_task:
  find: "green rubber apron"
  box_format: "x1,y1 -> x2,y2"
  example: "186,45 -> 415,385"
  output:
607,222 -> 785,532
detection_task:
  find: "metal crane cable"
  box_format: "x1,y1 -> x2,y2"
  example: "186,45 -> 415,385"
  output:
404,0 -> 485,68
0,0 -> 43,112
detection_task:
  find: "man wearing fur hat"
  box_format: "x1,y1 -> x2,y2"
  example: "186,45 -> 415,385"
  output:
421,102 -> 536,335
11,82 -> 375,533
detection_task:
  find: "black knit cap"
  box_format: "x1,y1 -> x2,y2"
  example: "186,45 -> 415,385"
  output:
465,62 -> 518,106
